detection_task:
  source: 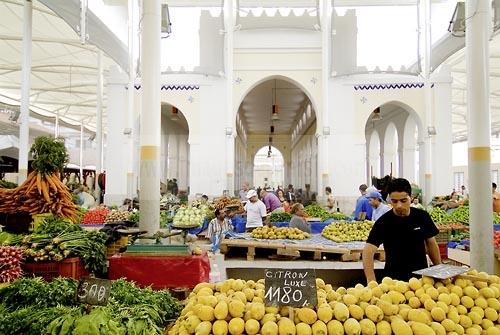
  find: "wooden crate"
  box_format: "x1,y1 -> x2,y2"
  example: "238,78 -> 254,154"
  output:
220,239 -> 384,262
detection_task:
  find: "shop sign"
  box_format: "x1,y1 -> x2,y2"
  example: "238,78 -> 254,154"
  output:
264,268 -> 317,307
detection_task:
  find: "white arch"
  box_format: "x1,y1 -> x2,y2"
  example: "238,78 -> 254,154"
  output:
233,74 -> 321,134
160,104 -> 190,191
383,122 -> 399,177
253,145 -> 285,189
368,131 -> 381,178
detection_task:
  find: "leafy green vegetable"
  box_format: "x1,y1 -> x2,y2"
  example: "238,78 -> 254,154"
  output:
324,212 -> 349,221
34,215 -> 82,235
29,136 -> 69,174
269,212 -> 292,223
0,277 -> 78,311
304,204 -> 329,221
109,279 -> 181,322
0,180 -> 17,189
0,277 -> 181,335
0,232 -> 23,246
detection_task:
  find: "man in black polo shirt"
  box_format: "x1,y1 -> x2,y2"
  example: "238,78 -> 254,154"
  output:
362,178 -> 441,282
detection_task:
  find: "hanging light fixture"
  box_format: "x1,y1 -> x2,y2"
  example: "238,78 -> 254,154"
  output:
371,107 -> 382,121
272,79 -> 279,121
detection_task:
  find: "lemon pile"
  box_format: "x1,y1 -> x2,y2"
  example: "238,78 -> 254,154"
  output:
322,220 -> 374,243
168,269 -> 500,335
250,226 -> 310,240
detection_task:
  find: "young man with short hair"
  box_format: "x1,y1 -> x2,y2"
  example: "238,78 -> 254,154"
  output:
362,178 -> 441,282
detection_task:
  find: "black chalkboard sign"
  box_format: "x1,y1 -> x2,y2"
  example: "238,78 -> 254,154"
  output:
76,277 -> 111,306
264,268 -> 317,307
413,264 -> 468,280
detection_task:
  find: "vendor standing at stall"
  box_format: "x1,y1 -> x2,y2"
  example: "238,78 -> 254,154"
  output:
362,178 -> 441,282
289,203 -> 311,233
244,190 -> 268,232
207,209 -> 232,244
260,188 -> 284,213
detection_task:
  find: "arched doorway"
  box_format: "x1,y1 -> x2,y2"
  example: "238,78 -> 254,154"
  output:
234,77 -> 317,193
367,131 -> 381,179
161,103 -> 190,193
365,102 -> 423,185
383,122 -> 399,177
253,146 -> 284,189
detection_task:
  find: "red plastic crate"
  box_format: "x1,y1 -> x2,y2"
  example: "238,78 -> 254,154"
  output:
22,257 -> 89,281
438,243 -> 448,260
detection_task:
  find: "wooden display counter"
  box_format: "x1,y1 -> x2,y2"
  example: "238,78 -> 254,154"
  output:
210,252 -> 385,289
220,234 -> 384,262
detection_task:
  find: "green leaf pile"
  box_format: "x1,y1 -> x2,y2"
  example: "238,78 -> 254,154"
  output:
0,277 -> 181,335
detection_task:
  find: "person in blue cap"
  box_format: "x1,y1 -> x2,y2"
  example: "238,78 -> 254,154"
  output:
368,190 -> 391,221
354,184 -> 373,220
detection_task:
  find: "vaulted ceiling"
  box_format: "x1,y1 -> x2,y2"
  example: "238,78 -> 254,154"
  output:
237,79 -> 311,136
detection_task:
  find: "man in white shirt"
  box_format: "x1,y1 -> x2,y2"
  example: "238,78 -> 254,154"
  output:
244,189 -> 268,232
368,191 -> 391,222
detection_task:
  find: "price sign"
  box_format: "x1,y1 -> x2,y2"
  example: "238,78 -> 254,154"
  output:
76,277 -> 111,306
264,268 -> 317,307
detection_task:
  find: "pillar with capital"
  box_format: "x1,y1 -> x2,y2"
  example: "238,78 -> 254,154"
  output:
104,66 -> 130,206
431,65 -> 453,195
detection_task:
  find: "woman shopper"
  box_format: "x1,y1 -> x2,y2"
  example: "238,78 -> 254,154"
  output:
289,203 -> 311,233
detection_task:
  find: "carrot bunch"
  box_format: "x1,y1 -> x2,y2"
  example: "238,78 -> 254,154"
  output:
0,171 -> 78,222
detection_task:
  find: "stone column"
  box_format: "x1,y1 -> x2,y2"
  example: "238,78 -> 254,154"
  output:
466,0 -> 494,273
431,65 -> 453,195
104,66 -> 129,206
139,0 -> 161,233
18,0 -> 32,184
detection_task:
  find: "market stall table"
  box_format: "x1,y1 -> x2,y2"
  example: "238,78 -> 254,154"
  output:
108,252 -> 210,289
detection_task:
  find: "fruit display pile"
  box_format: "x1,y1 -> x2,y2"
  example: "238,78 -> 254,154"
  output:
304,204 -> 349,222
173,205 -> 209,227
214,197 -> 244,212
104,210 -> 131,223
169,271 -> 500,335
250,226 -> 310,240
495,231 -> 500,249
0,277 -> 181,335
327,212 -> 350,220
80,206 -> 109,224
0,246 -> 23,283
428,207 -> 451,225
494,213 -> 500,225
322,220 -> 374,242
304,204 -> 329,220
268,212 -> 292,223
160,193 -> 180,207
450,205 -> 470,224
0,137 -> 78,221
